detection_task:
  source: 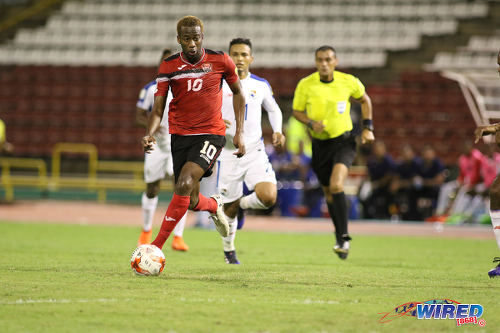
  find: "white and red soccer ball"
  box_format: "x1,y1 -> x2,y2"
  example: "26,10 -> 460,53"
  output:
130,244 -> 165,276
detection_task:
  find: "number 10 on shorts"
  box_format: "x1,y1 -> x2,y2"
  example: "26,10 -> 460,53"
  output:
200,141 -> 217,159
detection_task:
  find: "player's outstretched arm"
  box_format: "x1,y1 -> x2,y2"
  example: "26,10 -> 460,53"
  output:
228,80 -> 246,157
262,86 -> 285,149
354,93 -> 375,145
142,95 -> 166,153
474,123 -> 500,143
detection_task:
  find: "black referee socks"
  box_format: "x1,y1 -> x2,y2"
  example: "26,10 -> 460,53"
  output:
330,192 -> 349,245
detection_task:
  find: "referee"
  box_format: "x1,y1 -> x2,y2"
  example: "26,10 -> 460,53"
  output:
292,45 -> 374,259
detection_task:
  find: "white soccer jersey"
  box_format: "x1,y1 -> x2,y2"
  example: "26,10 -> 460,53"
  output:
221,73 -> 282,155
137,80 -> 173,143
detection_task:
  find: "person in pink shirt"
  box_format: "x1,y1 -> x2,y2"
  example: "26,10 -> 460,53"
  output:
473,50 -> 500,278
459,145 -> 499,224
434,141 -> 483,217
479,145 -> 500,189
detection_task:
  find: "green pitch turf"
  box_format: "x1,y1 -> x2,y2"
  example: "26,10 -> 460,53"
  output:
0,221 -> 498,333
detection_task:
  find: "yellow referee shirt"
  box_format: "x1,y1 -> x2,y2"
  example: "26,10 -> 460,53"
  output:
0,119 -> 5,144
293,71 -> 365,140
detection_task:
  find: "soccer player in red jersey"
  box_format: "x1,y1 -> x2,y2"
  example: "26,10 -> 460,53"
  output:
142,16 -> 246,250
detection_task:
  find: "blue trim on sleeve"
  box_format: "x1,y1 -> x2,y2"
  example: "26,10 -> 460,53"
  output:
137,80 -> 157,110
250,73 -> 271,89
143,80 -> 157,91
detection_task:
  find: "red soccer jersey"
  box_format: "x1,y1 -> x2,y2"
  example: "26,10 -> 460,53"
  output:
155,48 -> 238,136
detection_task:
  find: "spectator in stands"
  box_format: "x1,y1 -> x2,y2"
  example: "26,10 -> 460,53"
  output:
0,118 -> 13,155
289,139 -> 323,218
416,145 -> 445,220
292,45 -> 374,259
270,119 -> 322,218
360,141 -> 396,219
296,143 -> 323,218
269,145 -> 302,182
471,50 -> 500,278
462,144 -> 500,223
393,144 -> 420,220
267,143 -> 302,217
474,52 -> 500,278
434,141 -> 482,221
286,116 -> 312,158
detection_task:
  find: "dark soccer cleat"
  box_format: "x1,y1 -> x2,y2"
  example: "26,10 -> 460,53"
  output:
224,250 -> 240,264
333,242 -> 349,260
333,235 -> 351,260
488,257 -> 500,278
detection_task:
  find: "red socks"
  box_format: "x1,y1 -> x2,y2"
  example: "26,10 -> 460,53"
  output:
151,194 -> 190,249
192,194 -> 217,214
150,194 -> 217,249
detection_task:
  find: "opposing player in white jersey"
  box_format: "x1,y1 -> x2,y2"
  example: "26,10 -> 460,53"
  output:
218,38 -> 286,264
136,48 -> 189,251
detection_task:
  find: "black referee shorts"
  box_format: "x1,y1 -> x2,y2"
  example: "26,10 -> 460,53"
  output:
171,134 -> 226,183
311,133 -> 357,187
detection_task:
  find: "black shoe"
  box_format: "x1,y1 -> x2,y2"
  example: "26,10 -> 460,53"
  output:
333,235 -> 351,260
333,243 -> 349,260
224,250 -> 241,264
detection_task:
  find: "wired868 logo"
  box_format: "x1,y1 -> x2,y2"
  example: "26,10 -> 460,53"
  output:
379,299 -> 486,327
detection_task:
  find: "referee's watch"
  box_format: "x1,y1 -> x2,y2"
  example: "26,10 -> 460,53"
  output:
362,119 -> 374,132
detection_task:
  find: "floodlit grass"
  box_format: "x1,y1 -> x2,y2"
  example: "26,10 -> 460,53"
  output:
0,221 -> 498,332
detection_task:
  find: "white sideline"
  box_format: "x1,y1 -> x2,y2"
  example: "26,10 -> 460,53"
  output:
1,298 -> 128,305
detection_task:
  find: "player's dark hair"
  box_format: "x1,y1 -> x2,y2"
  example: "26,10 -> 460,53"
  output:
177,15 -> 204,35
162,48 -> 172,58
229,38 -> 252,52
158,48 -> 173,66
315,45 -> 336,57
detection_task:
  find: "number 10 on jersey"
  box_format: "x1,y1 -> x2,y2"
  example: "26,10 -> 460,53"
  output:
187,79 -> 203,92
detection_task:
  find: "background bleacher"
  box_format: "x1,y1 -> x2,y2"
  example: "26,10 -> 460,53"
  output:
0,0 -> 499,166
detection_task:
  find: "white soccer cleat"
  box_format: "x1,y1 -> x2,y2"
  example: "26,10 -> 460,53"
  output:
210,194 -> 229,237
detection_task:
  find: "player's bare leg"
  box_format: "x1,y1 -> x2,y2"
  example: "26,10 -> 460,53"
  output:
138,179 -> 189,250
138,180 -> 161,245
323,163 -> 350,259
488,175 -> 500,278
179,162 -> 229,237
221,182 -> 276,264
151,162 -> 228,249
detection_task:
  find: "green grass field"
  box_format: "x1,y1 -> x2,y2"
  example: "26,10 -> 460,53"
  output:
0,221 -> 498,332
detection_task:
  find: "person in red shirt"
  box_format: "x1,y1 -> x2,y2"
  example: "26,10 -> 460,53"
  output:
142,16 -> 246,250
434,141 -> 482,218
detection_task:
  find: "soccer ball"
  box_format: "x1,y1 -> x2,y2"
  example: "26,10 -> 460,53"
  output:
130,244 -> 165,276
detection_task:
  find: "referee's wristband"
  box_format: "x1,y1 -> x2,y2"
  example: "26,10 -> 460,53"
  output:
362,119 -> 374,131
307,120 -> 314,129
